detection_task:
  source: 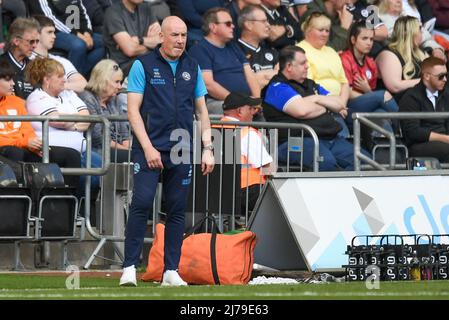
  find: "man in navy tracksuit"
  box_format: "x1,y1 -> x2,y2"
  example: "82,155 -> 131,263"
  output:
119,16 -> 215,287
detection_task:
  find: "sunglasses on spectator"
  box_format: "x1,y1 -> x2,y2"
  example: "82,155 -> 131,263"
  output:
215,21 -> 234,27
429,72 -> 448,81
17,36 -> 39,46
113,64 -> 119,71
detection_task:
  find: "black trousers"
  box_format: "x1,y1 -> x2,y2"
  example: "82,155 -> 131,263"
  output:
0,146 -> 81,187
241,184 -> 264,215
408,141 -> 449,164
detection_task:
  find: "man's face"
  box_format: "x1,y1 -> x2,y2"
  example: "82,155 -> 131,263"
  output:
426,65 -> 447,92
238,105 -> 254,122
160,20 -> 187,60
14,29 -> 40,58
39,26 -> 56,51
289,52 -> 309,82
247,10 -> 270,41
213,11 -> 235,42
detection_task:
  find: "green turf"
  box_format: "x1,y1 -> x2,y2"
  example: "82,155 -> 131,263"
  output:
1,274 -> 449,300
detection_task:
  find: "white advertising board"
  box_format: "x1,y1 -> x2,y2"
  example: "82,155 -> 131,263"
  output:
253,175 -> 449,271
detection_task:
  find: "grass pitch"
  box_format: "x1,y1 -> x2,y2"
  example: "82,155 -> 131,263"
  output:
0,274 -> 449,300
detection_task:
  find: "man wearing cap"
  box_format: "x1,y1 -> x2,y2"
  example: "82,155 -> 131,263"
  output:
221,92 -> 274,214
262,45 -> 365,171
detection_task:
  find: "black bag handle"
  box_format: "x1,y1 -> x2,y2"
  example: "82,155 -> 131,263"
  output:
183,216 -> 221,285
184,216 -> 221,238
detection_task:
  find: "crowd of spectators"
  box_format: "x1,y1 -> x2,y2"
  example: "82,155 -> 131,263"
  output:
0,0 -> 449,197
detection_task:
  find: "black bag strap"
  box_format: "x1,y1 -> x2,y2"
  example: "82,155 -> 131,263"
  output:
184,216 -> 221,238
184,216 -> 221,285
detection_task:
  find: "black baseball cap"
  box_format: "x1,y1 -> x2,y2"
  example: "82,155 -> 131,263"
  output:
222,92 -> 262,111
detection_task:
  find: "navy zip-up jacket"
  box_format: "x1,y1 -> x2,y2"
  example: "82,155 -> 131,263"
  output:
135,47 -> 199,152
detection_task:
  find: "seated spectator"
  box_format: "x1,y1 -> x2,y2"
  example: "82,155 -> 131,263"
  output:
78,60 -> 130,163
220,92 -> 274,214
189,7 -> 260,115
399,57 -> 449,163
176,0 -> 224,47
300,0 -> 388,52
25,58 -> 102,189
297,12 -> 350,135
83,0 -> 112,34
238,5 -> 280,88
377,0 -> 444,59
340,20 -> 398,131
0,59 -> 80,187
1,0 -> 26,27
375,15 -> 427,102
28,0 -> 105,77
31,15 -> 87,94
103,0 -> 161,77
0,18 -> 40,100
260,0 -> 302,50
145,0 -> 171,22
262,45 -> 365,171
225,0 -> 263,39
405,0 -> 449,42
428,0 -> 449,33
348,0 -> 389,56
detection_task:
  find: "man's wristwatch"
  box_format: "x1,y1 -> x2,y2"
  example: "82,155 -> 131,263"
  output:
203,143 -> 214,152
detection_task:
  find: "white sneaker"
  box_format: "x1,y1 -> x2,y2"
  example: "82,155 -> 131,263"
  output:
119,265 -> 137,286
161,270 -> 188,286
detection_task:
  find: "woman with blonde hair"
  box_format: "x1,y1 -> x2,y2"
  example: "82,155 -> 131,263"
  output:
299,12 -> 395,134
79,59 -> 130,162
375,15 -> 427,101
377,0 -> 444,58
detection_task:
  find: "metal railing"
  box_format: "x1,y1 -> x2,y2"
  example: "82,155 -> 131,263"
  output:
0,114 -> 322,268
0,115 -> 111,268
352,112 -> 449,172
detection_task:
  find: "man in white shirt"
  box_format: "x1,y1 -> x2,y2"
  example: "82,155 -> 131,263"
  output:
31,15 -> 87,93
220,92 -> 274,214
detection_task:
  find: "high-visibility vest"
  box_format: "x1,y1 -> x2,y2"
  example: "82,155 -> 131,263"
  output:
216,117 -> 266,189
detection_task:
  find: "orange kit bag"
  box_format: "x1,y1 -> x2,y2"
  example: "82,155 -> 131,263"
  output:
141,216 -> 257,285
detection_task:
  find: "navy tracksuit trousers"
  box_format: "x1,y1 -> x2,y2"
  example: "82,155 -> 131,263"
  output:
123,149 -> 192,271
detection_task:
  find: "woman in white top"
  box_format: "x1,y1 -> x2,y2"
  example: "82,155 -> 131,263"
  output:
25,57 -> 102,189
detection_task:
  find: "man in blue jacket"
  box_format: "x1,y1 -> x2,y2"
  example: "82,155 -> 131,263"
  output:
119,16 -> 215,287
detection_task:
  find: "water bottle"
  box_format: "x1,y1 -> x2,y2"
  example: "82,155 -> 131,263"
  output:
410,250 -> 421,281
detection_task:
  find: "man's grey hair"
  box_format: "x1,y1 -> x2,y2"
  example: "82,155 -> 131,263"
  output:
238,5 -> 264,30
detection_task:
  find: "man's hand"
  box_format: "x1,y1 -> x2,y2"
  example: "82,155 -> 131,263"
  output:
338,6 -> 353,30
269,25 -> 286,41
201,149 -> 215,175
28,137 -> 42,151
144,145 -> 164,169
77,32 -> 94,50
339,108 -> 348,119
147,22 -> 161,38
